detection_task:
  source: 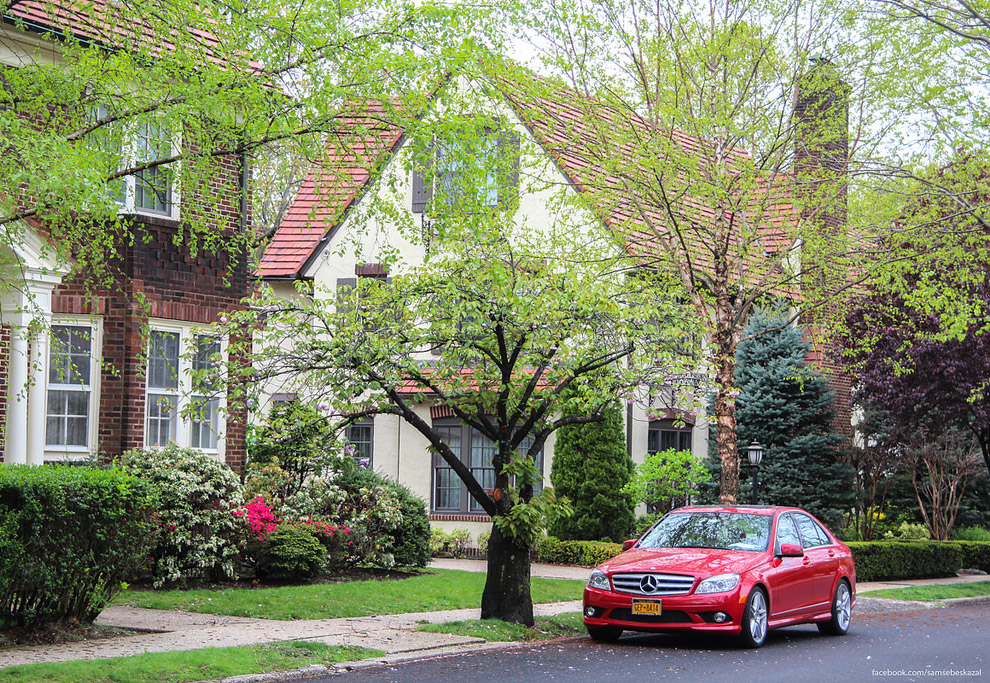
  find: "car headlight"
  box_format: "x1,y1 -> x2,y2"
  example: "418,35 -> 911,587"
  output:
695,573 -> 741,594
587,569 -> 610,591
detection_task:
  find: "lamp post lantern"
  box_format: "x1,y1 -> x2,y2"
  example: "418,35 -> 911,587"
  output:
747,442 -> 764,505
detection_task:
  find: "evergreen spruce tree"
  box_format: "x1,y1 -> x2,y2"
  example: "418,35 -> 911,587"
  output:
549,402 -> 635,541
702,309 -> 855,526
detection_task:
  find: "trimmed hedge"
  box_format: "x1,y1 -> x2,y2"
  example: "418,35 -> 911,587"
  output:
948,541 -> 990,574
847,541 -> 962,582
537,536 -> 623,566
0,464 -> 156,626
256,526 -> 326,581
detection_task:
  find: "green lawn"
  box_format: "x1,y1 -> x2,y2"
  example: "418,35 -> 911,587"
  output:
0,641 -> 381,682
114,569 -> 584,620
860,581 -> 990,601
418,612 -> 586,642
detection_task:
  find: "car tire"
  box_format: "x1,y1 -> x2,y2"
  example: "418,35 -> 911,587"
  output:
587,626 -> 622,643
740,587 -> 769,648
817,579 -> 852,636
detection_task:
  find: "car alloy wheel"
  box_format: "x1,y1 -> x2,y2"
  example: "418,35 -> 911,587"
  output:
741,587 -> 768,648
818,580 -> 852,636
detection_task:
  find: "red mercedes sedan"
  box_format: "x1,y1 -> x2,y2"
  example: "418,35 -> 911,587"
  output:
583,505 -> 856,648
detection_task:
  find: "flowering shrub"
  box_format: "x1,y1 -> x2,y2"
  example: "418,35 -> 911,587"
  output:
333,469 -> 431,568
234,497 -> 280,541
118,444 -> 243,586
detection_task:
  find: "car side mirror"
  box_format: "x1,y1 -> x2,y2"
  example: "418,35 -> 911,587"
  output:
622,539 -> 637,551
778,543 -> 804,557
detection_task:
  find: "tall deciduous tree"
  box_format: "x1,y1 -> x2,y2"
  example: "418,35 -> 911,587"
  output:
838,160 -> 990,478
840,284 -> 990,478
549,400 -> 635,542
512,0 -> 870,502
214,216 -> 700,624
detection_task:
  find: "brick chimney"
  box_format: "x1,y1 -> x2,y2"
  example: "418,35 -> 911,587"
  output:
793,57 -> 853,439
793,57 -> 850,239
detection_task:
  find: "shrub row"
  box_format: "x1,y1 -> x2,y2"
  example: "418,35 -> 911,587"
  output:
536,536 -> 623,566
948,541 -> 990,574
847,541 -> 963,582
0,465 -> 156,626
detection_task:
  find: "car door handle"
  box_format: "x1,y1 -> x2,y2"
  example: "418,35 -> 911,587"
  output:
802,558 -> 811,566
828,550 -> 835,557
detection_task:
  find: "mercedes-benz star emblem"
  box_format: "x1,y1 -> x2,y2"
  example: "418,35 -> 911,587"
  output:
640,575 -> 659,593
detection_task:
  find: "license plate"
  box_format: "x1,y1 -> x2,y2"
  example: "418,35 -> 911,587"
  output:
631,599 -> 662,615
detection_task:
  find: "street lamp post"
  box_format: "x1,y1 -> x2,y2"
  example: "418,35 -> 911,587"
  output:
747,442 -> 764,505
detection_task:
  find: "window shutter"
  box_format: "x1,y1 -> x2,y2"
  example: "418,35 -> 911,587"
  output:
500,130 -> 521,205
336,277 -> 358,314
411,141 -> 434,213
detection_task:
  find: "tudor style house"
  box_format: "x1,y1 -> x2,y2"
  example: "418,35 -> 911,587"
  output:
0,2 -> 250,469
258,68 -> 852,538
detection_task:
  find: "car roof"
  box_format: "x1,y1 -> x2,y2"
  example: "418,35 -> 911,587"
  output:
670,505 -> 799,516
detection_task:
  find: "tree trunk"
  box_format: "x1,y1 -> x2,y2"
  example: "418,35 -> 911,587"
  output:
713,334 -> 740,504
480,524 -> 534,625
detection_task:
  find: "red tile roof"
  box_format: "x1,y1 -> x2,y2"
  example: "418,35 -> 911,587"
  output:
256,102 -> 404,278
4,0 -> 261,72
498,74 -> 801,291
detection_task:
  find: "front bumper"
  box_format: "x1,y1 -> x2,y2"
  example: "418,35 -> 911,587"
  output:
583,585 -> 747,635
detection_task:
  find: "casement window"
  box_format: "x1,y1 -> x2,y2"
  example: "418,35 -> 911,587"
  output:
345,419 -> 374,466
145,324 -> 223,454
431,419 -> 543,514
45,322 -> 101,454
90,106 -> 178,218
647,419 -> 693,454
411,126 -> 521,214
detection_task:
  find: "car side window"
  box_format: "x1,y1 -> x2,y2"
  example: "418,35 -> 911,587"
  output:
775,514 -> 801,549
794,513 -> 830,548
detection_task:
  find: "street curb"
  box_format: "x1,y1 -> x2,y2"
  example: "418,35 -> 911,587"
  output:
210,639 -> 542,682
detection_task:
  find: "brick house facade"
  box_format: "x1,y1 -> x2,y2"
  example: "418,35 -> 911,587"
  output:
1,3 -> 250,470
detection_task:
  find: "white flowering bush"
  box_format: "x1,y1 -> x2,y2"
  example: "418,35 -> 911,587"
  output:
118,444 -> 244,586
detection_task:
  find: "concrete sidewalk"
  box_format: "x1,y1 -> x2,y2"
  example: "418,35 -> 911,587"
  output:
0,559 -> 986,672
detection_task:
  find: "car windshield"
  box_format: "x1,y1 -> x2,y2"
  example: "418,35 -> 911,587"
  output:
638,511 -> 771,552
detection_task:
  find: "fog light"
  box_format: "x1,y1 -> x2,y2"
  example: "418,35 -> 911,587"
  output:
585,605 -> 597,617
713,612 -> 729,623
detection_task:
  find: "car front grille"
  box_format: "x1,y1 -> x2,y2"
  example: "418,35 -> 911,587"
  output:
611,572 -> 695,596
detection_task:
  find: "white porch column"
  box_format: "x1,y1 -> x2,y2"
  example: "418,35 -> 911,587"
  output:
26,324 -> 50,466
4,327 -> 29,465
1,221 -> 67,465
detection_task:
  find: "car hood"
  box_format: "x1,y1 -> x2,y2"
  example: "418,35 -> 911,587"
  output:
600,547 -> 768,577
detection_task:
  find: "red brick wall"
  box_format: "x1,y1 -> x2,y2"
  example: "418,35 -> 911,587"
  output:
43,148 -> 252,471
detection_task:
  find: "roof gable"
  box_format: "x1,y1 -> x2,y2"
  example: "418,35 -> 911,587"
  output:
260,71 -> 805,281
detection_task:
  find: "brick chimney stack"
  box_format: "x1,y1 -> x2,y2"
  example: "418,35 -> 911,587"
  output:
794,57 -> 850,238
793,57 -> 853,439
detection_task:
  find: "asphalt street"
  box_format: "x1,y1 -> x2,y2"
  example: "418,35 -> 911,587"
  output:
319,601 -> 988,682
